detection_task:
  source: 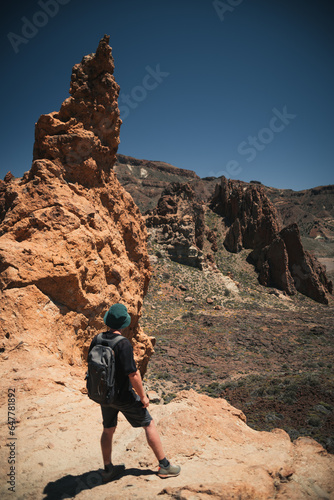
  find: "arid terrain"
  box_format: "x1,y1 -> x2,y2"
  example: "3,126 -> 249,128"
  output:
1,36 -> 333,499
142,242 -> 334,453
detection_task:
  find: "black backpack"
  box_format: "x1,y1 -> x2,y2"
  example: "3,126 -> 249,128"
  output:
86,333 -> 125,406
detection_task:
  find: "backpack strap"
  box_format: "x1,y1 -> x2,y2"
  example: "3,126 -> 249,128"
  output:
96,332 -> 126,349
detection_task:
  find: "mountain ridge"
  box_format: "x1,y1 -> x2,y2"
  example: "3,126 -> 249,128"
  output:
114,154 -> 334,240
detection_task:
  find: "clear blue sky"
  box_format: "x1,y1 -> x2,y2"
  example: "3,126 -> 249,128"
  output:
1,0 -> 333,190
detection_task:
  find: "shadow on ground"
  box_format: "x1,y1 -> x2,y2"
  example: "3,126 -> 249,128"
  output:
43,467 -> 156,499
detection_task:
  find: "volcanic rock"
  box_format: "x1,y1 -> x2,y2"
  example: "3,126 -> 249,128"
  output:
211,177 -> 333,304
250,224 -> 333,303
146,183 -> 206,268
280,223 -> 332,302
0,36 -> 154,373
210,176 -> 280,252
2,362 -> 333,500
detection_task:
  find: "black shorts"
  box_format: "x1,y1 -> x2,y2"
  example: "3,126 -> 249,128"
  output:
101,393 -> 152,428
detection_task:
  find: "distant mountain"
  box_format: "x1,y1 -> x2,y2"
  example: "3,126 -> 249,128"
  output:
114,154 -> 200,212
114,155 -> 334,269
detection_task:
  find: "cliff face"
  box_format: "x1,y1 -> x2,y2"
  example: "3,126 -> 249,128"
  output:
0,36 -> 153,372
146,183 -> 206,268
210,177 -> 281,253
211,177 -> 333,304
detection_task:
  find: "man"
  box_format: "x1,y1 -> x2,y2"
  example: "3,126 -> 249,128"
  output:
88,303 -> 181,482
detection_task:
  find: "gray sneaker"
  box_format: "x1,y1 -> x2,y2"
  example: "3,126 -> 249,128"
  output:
158,463 -> 181,478
101,464 -> 125,482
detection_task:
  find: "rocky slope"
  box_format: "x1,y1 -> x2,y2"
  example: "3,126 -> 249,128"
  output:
210,177 -> 332,303
114,154 -> 200,212
0,347 -> 333,500
264,183 -> 334,241
0,35 -> 153,372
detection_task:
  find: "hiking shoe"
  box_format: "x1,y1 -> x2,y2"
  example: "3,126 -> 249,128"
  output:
101,464 -> 125,483
158,463 -> 181,478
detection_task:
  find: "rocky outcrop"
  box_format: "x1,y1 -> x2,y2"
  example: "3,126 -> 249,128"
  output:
0,36 -> 154,373
2,352 -> 333,500
251,224 -> 333,303
210,177 -> 280,252
249,225 -> 333,304
211,177 -> 333,303
146,183 -> 206,268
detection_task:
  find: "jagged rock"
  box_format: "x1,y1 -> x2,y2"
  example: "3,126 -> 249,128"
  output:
0,36 -> 154,373
33,35 -> 121,186
280,223 -> 333,302
250,234 -> 296,295
4,172 -> 14,183
146,183 -> 206,268
206,228 -> 218,252
211,177 -> 332,304
210,176 -> 280,252
249,224 -> 333,304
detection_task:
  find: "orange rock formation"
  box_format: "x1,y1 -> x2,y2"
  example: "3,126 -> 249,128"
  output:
0,35 -> 153,372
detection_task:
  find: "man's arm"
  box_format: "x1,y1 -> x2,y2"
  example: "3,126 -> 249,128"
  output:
128,370 -> 149,408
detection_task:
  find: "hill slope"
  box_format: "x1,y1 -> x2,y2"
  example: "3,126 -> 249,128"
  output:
114,157 -> 334,280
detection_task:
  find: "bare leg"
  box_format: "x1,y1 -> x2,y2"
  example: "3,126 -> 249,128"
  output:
100,426 -> 116,466
144,420 -> 165,461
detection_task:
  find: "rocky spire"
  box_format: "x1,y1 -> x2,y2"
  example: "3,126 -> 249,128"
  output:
0,37 -> 153,373
211,177 -> 333,304
33,34 -> 122,187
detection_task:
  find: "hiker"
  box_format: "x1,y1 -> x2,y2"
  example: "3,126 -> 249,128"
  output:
87,303 -> 181,482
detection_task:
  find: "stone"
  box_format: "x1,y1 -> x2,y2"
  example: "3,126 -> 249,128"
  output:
145,183 -> 207,269
250,224 -> 332,304
147,390 -> 161,404
3,372 -> 334,500
210,177 -> 332,304
184,296 -> 194,303
210,176 -> 280,252
0,36 -> 153,374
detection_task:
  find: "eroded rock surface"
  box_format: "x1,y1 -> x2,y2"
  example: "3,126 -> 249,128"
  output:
250,223 -> 333,303
146,183 -> 206,268
210,177 -> 280,252
211,177 -> 333,303
0,352 -> 332,500
0,36 -> 153,372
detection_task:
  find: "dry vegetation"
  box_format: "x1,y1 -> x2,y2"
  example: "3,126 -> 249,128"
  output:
142,216 -> 334,453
